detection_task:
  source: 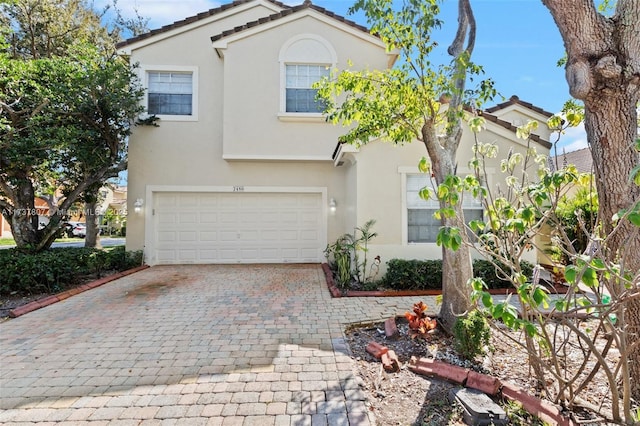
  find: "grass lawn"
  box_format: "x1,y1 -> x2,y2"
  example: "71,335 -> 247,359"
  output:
0,237 -> 86,246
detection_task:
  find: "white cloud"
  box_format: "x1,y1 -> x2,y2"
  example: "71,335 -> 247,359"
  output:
556,122 -> 588,153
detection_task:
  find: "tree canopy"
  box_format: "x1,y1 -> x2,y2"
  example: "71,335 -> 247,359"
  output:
1,0 -> 147,251
317,0 -> 492,331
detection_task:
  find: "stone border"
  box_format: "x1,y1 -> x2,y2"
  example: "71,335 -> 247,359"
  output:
322,263 -> 569,298
409,357 -> 577,426
8,265 -> 150,318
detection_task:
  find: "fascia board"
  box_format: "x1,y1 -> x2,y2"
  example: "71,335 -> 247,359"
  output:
118,0 -> 285,55
211,8 -> 387,54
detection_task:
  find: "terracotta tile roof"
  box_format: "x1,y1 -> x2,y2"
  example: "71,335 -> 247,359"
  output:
551,147 -> 593,173
116,0 -> 291,48
485,95 -> 555,119
479,110 -> 552,149
210,0 -> 372,43
333,104 -> 554,162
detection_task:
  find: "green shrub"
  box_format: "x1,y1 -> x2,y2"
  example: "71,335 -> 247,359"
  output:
453,310 -> 491,359
383,259 -> 442,290
472,259 -> 534,289
383,258 -> 534,291
0,246 -> 143,296
104,246 -> 143,271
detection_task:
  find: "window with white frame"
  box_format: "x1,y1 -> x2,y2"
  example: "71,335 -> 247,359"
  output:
407,174 -> 484,243
147,72 -> 193,116
285,64 -> 329,113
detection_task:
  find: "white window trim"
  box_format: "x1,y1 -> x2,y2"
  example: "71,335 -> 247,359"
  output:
278,34 -> 337,120
399,166 -> 489,246
141,65 -> 199,122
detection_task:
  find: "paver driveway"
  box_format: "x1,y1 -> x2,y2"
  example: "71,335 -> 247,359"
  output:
0,264 -> 434,425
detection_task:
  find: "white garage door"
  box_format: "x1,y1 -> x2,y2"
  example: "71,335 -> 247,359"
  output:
152,192 -> 324,264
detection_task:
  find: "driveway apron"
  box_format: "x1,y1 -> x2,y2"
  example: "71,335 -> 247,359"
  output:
0,264 -> 434,425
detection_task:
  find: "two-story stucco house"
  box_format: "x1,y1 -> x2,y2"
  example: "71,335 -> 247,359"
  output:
118,0 -> 554,267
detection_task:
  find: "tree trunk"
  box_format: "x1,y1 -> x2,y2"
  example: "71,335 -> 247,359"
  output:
9,179 -> 41,249
426,0 -> 476,333
543,0 -> 640,402
84,196 -> 102,249
440,201 -> 474,331
585,91 -> 640,399
424,125 -> 474,332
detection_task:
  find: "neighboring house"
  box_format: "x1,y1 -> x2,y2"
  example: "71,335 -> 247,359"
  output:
97,186 -> 128,234
552,147 -> 593,173
0,197 -> 50,238
118,0 -> 554,267
0,216 -> 10,238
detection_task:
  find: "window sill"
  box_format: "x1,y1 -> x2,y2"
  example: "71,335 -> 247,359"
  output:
151,114 -> 198,122
277,113 -> 327,123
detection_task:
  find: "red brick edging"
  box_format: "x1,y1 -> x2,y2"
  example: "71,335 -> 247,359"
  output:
408,356 -> 577,426
321,263 -> 568,298
8,265 -> 150,318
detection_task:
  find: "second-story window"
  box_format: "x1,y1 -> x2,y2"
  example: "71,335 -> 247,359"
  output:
148,72 -> 193,116
285,64 -> 329,113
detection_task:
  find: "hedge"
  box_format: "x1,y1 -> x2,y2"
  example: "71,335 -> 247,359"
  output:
383,258 -> 534,291
0,246 -> 143,296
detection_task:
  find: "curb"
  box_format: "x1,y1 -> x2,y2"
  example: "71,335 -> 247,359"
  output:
408,356 -> 577,426
8,265 -> 150,318
322,263 -> 569,298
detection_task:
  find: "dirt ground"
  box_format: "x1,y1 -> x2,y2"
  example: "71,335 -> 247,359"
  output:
345,316 -> 621,425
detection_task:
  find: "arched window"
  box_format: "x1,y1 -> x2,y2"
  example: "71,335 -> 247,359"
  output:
279,34 -> 337,114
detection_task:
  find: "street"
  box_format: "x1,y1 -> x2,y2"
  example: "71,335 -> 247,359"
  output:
0,237 -> 126,249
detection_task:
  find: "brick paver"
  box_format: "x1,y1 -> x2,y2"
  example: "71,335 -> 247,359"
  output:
0,264 -> 436,425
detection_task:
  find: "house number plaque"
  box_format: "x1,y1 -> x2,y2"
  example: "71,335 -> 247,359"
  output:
232,186 -> 245,192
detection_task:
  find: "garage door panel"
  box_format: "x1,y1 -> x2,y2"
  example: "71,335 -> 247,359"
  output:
240,230 -> 259,241
178,193 -> 199,206
157,231 -> 177,242
220,249 -> 239,260
220,230 -> 238,241
199,195 -> 219,207
179,212 -> 198,223
280,212 -> 298,224
220,212 -> 239,223
200,250 -> 218,260
200,212 -> 218,223
157,212 -> 177,224
200,231 -> 217,241
301,211 -> 320,223
157,195 -> 178,207
261,230 -> 278,240
179,231 -> 197,241
300,230 -> 319,240
178,250 -> 197,261
153,192 -> 323,264
280,230 -> 298,240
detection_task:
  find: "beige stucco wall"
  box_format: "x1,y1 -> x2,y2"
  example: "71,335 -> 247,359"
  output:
220,14 -> 390,159
339,116 -> 550,272
489,106 -> 554,141
124,3 -> 390,255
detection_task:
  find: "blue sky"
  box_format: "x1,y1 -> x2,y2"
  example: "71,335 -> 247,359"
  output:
107,0 -> 588,152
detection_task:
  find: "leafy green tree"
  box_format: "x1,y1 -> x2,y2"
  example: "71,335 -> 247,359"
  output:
1,0 -> 113,59
448,119 -> 638,423
0,47 -> 144,251
316,0 -> 492,331
554,174 -> 599,261
1,0 -> 150,250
